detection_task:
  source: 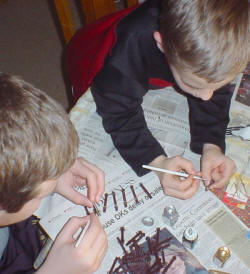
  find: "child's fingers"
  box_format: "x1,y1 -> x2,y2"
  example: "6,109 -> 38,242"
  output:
209,179 -> 225,189
89,224 -> 107,254
165,156 -> 195,175
209,164 -> 235,189
162,174 -> 195,191
91,239 -> 108,272
56,216 -> 90,243
196,171 -> 202,177
163,179 -> 200,199
77,230 -> 108,274
78,158 -> 105,202
63,186 -> 92,207
69,158 -> 103,202
177,159 -> 196,176
79,165 -> 99,202
201,160 -> 213,182
207,157 -> 236,190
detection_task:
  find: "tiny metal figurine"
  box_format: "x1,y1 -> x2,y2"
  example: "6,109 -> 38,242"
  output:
141,216 -> 154,226
182,227 -> 198,249
162,204 -> 179,226
213,246 -> 231,268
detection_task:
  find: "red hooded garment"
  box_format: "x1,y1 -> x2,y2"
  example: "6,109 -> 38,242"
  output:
67,5 -> 138,102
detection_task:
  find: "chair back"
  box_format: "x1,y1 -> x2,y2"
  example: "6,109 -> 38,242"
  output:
54,0 -> 139,43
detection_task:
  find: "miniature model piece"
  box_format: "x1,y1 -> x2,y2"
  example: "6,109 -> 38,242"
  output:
139,183 -> 152,199
121,188 -> 127,207
93,202 -> 101,216
103,193 -> 108,213
100,183 -> 153,214
130,185 -> 139,204
109,226 -> 209,273
112,191 -> 118,211
213,246 -> 231,268
120,227 -> 125,243
182,227 -> 198,249
205,179 -> 215,191
141,216 -> 154,226
162,205 -> 179,226
109,227 -> 174,273
84,206 -> 90,215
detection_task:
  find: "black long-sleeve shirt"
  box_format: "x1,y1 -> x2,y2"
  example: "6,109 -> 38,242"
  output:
76,0 -> 232,176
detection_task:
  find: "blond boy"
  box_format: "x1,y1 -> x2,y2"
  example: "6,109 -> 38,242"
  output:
0,73 -> 107,273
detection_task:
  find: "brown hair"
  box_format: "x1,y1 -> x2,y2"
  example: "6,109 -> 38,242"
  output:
160,0 -> 249,82
0,73 -> 79,213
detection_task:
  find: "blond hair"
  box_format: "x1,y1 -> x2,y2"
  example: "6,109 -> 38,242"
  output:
160,0 -> 249,82
0,73 -> 79,212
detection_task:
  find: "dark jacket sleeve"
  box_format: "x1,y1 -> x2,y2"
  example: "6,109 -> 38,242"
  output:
91,65 -> 167,176
188,84 -> 233,154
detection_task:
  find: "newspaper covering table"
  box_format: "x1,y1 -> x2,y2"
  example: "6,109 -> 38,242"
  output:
218,64 -> 250,228
36,72 -> 250,273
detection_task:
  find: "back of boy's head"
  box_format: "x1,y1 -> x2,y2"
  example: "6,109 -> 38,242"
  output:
0,73 -> 79,213
160,0 -> 249,82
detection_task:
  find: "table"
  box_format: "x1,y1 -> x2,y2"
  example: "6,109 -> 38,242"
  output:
36,66 -> 250,273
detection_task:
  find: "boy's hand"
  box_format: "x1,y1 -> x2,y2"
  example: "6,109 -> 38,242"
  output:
149,155 -> 200,199
201,144 -> 236,189
37,214 -> 108,274
54,157 -> 105,206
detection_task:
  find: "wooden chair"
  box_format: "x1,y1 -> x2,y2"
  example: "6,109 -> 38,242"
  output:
54,0 -> 138,43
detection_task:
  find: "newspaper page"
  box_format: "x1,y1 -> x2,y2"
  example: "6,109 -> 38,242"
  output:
224,64 -> 250,204
37,77 -> 250,273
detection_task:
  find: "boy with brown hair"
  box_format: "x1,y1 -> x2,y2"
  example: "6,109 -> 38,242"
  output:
0,73 -> 107,273
67,0 -> 249,199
